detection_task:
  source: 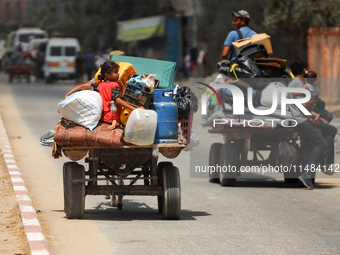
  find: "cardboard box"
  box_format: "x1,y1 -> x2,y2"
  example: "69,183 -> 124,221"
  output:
232,33 -> 273,54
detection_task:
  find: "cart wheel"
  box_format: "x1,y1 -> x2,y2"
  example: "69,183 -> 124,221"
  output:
9,74 -> 13,83
26,74 -> 30,83
219,143 -> 238,186
65,162 -> 85,219
110,195 -> 117,207
162,165 -> 181,220
157,162 -> 173,214
209,143 -> 223,183
63,162 -> 77,212
117,195 -> 123,210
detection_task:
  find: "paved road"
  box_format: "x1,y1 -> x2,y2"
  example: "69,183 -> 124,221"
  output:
1,74 -> 340,255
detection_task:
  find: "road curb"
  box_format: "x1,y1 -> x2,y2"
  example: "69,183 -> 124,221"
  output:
0,114 -> 50,255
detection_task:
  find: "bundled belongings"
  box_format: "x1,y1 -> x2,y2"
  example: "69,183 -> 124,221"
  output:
254,58 -> 287,70
57,90 -> 103,131
218,30 -> 291,91
220,54 -> 264,90
173,86 -> 198,119
123,74 -> 156,109
218,56 -> 292,91
218,54 -> 262,78
52,118 -> 125,159
260,81 -> 286,109
110,55 -> 177,89
232,33 -> 273,54
254,58 -> 292,85
54,118 -> 124,148
238,43 -> 268,60
126,74 -> 157,92
223,54 -> 263,80
120,74 -> 156,125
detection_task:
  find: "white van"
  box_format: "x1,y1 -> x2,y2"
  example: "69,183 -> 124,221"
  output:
43,37 -> 81,83
28,38 -> 49,58
8,27 -> 48,52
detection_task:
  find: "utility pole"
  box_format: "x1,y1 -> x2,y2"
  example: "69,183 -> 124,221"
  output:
191,0 -> 197,49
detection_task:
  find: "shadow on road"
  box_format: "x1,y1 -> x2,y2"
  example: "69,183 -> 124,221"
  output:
208,177 -> 338,189
54,198 -> 210,221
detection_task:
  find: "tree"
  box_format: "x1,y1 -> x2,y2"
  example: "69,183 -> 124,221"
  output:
27,0 -> 165,53
197,0 -> 264,74
35,1 -> 59,33
263,0 -> 340,62
197,0 -> 340,74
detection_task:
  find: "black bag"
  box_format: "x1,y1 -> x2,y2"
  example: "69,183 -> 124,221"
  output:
314,98 -> 333,123
315,98 -> 326,109
173,86 -> 198,119
314,105 -> 333,123
230,54 -> 266,90
231,54 -> 263,79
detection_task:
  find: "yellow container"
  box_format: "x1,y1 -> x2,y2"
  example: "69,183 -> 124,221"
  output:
120,107 -> 133,125
94,62 -> 136,96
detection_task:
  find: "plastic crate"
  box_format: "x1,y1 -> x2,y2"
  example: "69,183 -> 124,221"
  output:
178,113 -> 193,144
122,83 -> 153,108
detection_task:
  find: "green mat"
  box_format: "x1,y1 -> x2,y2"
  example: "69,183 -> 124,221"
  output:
110,55 -> 177,89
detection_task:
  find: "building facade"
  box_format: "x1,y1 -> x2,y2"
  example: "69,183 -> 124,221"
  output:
0,0 -> 71,26
308,27 -> 340,104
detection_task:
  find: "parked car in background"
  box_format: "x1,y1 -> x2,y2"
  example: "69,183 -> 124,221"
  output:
43,37 -> 81,83
28,38 -> 49,58
7,27 -> 48,52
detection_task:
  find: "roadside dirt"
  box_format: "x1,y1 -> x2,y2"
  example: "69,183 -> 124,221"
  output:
0,80 -> 115,254
0,153 -> 30,255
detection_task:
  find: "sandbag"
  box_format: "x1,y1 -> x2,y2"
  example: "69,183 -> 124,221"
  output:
57,90 -> 103,131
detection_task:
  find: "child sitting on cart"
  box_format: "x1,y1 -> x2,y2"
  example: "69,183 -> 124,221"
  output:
65,61 -> 142,130
302,70 -> 331,126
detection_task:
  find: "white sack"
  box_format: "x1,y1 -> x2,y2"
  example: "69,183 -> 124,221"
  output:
58,90 -> 103,131
260,82 -> 286,109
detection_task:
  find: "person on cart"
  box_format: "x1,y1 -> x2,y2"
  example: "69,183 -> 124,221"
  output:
65,61 -> 141,130
287,61 -> 337,189
221,10 -> 257,61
